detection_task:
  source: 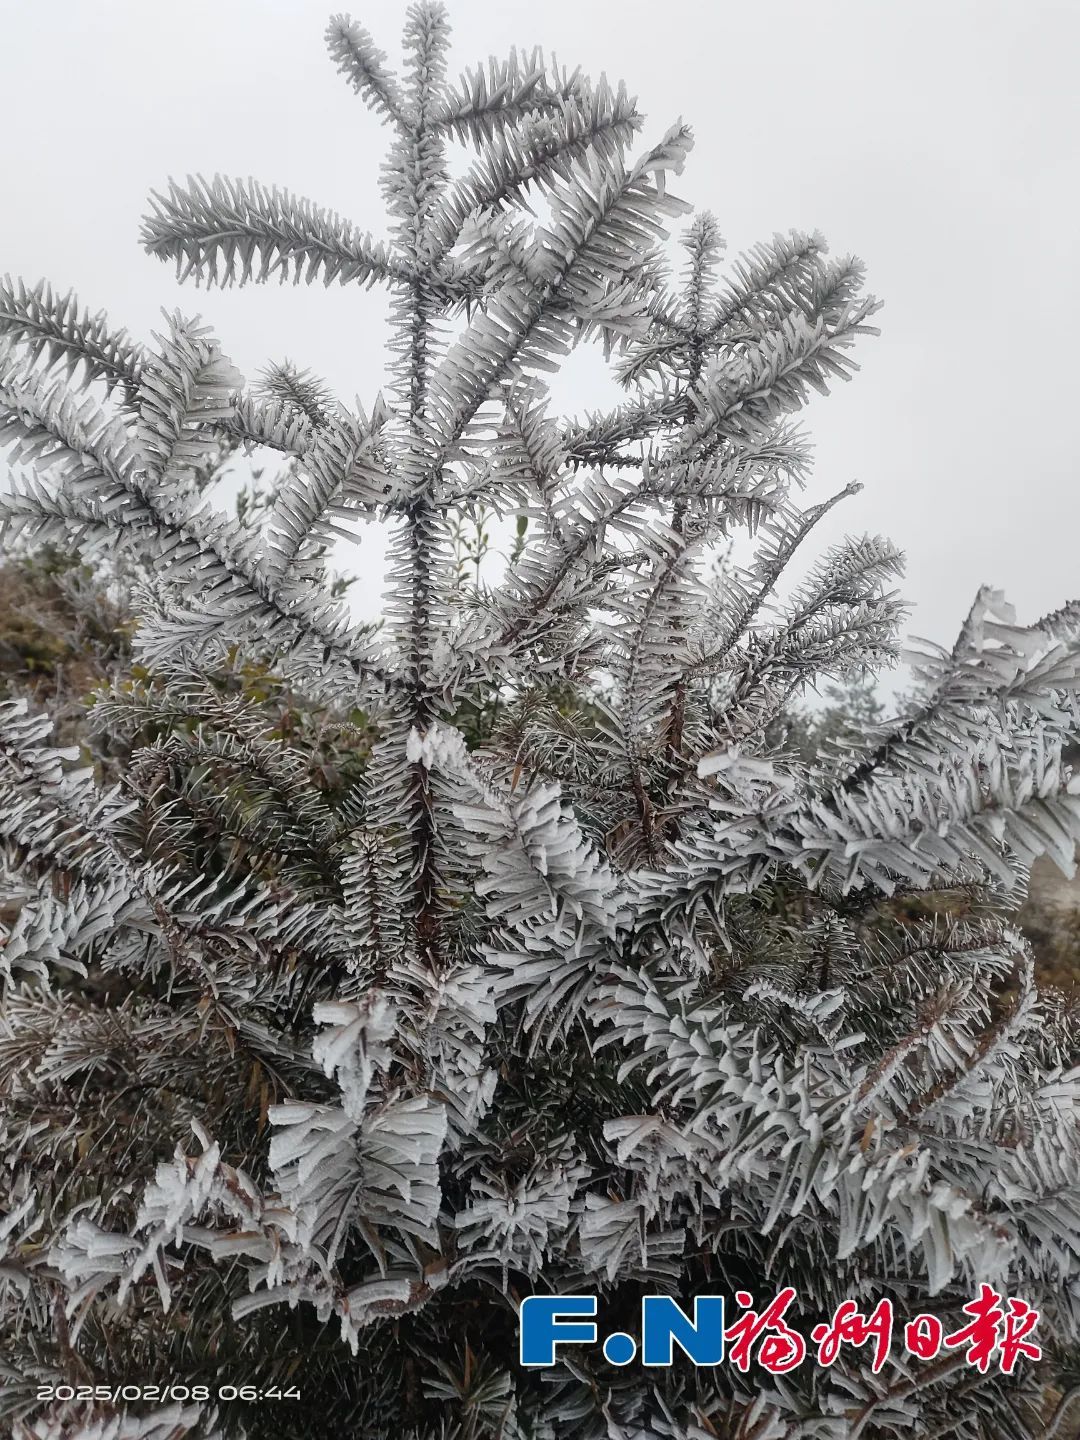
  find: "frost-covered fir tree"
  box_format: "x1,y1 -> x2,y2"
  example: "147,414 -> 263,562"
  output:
3,9 -> 1080,1439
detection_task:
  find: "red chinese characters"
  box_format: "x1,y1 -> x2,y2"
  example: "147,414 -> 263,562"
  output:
941,1285 -> 1042,1375
903,1313 -> 944,1361
717,1286 -> 1040,1376
724,1289 -> 807,1374
812,1298 -> 894,1373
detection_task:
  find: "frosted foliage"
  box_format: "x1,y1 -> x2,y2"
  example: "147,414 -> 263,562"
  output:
1,6 -> 1079,1438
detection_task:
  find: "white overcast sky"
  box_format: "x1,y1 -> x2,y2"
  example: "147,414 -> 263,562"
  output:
2,0 -> 1078,668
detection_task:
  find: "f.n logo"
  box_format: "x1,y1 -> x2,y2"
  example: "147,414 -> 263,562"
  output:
519,1294 -> 725,1368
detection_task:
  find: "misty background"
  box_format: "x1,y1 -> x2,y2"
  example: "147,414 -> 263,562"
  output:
2,0 -> 1077,693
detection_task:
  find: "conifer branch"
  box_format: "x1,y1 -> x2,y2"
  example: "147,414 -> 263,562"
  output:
0,276 -> 144,402
325,14 -> 408,128
3,8 -> 1078,1433
141,175 -> 410,289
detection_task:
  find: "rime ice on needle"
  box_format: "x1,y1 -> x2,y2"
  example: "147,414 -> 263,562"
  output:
2,5 -> 1080,1438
